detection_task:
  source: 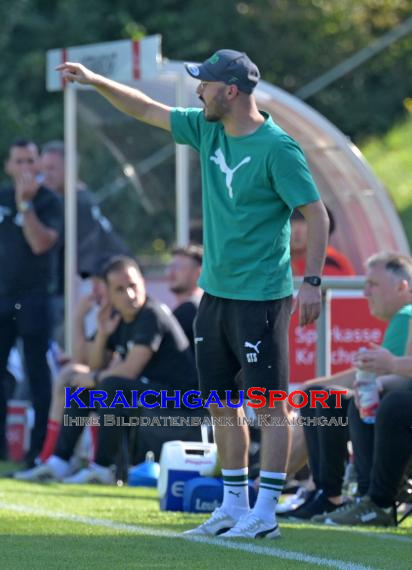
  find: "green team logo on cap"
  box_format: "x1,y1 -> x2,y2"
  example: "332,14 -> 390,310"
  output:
208,54 -> 220,64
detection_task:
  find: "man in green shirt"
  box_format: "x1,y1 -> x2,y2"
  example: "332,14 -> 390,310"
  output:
58,49 -> 329,539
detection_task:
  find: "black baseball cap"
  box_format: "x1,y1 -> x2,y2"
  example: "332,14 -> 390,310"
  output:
184,49 -> 260,94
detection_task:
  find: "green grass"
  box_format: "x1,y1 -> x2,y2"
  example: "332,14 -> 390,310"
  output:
0,477 -> 411,570
360,114 -> 412,246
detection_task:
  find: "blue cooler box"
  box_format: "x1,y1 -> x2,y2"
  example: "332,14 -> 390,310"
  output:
183,477 -> 258,513
160,469 -> 202,511
183,477 -> 223,513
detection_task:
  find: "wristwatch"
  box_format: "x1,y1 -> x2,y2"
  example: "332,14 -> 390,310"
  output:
17,200 -> 33,213
303,275 -> 322,287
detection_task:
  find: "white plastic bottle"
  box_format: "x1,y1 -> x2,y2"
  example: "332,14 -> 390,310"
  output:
355,348 -> 380,424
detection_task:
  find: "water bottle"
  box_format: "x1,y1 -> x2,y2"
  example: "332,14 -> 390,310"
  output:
355,348 -> 380,424
128,451 -> 160,487
342,459 -> 358,497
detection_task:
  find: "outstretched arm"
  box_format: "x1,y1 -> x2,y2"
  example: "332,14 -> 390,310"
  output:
57,62 -> 172,131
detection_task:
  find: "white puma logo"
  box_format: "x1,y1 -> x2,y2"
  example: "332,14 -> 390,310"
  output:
244,340 -> 262,354
210,148 -> 251,198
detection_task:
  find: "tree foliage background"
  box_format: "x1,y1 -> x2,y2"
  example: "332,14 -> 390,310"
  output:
1,0 -> 411,252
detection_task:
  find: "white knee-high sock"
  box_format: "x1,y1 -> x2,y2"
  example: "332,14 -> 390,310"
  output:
221,467 -> 250,516
253,471 -> 287,522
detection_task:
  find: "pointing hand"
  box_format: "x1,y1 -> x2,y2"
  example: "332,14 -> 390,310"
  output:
56,62 -> 97,85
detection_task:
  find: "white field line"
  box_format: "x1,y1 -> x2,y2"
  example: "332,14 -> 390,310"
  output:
309,523 -> 412,545
0,501 -> 378,570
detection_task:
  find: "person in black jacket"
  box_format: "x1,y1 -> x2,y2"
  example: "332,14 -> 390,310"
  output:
0,139 -> 63,464
40,140 -> 132,345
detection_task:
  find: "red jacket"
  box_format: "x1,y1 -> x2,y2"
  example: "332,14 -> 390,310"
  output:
291,245 -> 355,277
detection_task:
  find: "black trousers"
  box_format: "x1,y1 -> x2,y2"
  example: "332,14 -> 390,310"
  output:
55,377 -> 143,464
55,376 -> 205,467
0,294 -> 52,460
350,390 -> 412,506
194,293 -> 292,398
348,399 -> 375,495
54,385 -> 91,462
302,386 -> 350,497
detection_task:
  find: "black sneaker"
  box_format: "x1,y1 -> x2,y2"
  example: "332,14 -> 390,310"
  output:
314,496 -> 395,526
282,489 -> 344,520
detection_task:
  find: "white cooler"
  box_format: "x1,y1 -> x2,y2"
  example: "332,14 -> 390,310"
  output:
158,440 -> 218,511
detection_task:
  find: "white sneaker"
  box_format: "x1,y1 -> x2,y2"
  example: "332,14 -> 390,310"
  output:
276,486 -> 310,514
183,507 -> 240,536
14,456 -> 70,482
221,512 -> 281,539
63,463 -> 115,485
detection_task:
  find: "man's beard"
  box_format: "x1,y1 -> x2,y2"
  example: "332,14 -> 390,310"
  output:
203,103 -> 222,122
204,112 -> 221,122
202,91 -> 229,122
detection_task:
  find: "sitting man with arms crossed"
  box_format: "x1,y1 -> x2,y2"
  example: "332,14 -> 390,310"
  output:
286,252 -> 412,521
16,255 -> 198,483
325,341 -> 412,526
314,323 -> 412,526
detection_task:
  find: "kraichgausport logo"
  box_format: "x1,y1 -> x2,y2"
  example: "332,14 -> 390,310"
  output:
64,387 -> 347,410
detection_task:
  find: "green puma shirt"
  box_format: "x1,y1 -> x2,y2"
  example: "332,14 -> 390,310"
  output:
171,108 -> 320,300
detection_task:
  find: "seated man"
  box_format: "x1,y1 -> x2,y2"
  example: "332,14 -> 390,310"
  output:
167,245 -> 203,352
282,252 -> 412,520
16,256 -> 198,483
316,344 -> 412,526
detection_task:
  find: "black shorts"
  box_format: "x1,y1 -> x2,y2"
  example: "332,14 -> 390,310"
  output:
194,293 -> 292,400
